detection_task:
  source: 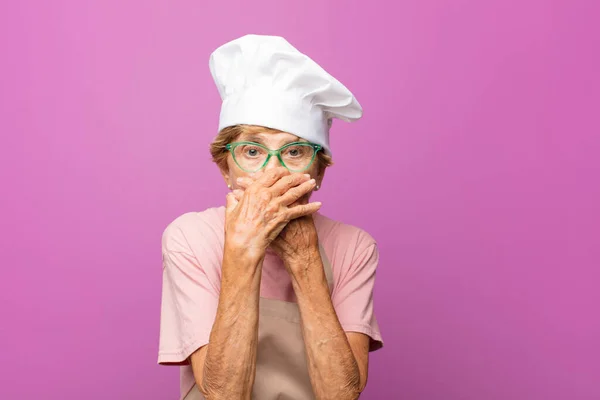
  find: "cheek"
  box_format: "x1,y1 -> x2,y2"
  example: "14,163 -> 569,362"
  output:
227,158 -> 252,188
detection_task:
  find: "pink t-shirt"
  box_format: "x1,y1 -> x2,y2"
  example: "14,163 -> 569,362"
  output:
158,206 -> 383,396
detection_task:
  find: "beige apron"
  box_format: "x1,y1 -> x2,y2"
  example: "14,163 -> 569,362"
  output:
184,243 -> 334,400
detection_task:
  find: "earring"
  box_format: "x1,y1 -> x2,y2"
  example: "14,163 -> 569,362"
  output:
227,184 -> 232,189
315,185 -> 320,191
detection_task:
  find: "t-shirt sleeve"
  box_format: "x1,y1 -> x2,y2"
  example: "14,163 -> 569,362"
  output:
332,235 -> 383,351
158,218 -> 220,365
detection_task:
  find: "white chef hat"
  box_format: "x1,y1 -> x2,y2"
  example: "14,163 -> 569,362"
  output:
209,34 -> 362,156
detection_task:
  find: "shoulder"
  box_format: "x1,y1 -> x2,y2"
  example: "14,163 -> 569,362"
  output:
162,206 -> 226,254
315,213 -> 377,260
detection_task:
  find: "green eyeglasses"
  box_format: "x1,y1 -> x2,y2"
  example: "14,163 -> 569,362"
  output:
225,141 -> 322,173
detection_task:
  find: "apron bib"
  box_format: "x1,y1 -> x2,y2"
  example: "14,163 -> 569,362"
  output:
184,243 -> 334,400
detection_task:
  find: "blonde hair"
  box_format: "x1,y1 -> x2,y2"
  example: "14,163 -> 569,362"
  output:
210,125 -> 333,172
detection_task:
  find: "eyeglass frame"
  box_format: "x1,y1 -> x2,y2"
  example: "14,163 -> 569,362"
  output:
225,141 -> 323,173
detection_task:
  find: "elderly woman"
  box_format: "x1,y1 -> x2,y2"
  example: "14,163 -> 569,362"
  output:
158,34 -> 383,400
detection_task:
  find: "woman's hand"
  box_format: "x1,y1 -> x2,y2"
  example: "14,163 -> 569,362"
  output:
233,175 -> 322,275
225,167 -> 321,259
270,213 -> 321,272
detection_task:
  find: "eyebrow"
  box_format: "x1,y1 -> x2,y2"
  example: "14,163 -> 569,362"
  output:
240,134 -> 306,146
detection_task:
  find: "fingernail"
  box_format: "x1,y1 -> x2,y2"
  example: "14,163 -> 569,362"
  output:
303,174 -> 311,179
236,177 -> 243,183
309,179 -> 316,184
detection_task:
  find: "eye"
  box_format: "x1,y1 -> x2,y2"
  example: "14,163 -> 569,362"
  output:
239,144 -> 264,158
284,144 -> 308,158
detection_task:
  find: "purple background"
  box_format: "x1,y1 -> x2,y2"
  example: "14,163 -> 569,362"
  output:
1,1 -> 599,399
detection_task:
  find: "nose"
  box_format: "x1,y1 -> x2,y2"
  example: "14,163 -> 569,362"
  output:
250,153 -> 285,179
263,154 -> 284,171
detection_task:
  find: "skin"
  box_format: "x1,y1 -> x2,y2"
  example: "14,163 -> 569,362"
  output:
189,130 -> 371,400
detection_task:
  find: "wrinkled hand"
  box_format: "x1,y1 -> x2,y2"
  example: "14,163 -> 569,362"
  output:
234,177 -> 321,272
225,167 -> 321,259
270,202 -> 320,267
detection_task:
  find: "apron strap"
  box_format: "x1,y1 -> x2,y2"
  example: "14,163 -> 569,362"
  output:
318,242 -> 334,289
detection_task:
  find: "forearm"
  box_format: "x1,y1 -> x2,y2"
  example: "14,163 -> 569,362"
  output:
201,244 -> 263,399
291,254 -> 362,400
